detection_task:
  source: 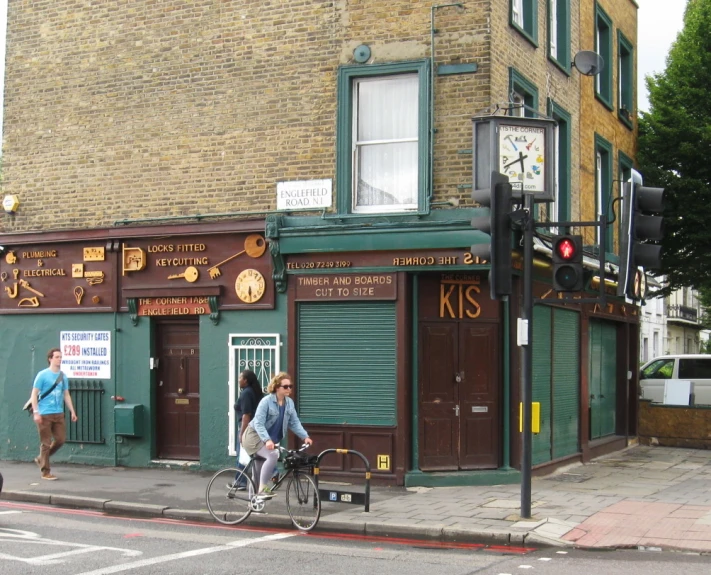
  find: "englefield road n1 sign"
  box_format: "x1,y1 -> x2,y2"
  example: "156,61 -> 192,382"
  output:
276,179 -> 332,211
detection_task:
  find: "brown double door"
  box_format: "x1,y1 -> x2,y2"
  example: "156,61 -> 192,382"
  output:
156,319 -> 200,460
419,321 -> 500,470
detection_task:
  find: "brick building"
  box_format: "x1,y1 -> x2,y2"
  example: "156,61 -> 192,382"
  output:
0,1 -> 639,486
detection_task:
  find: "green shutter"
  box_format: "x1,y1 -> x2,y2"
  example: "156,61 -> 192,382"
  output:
532,305 -> 552,465
600,322 -> 617,436
298,302 -> 397,426
552,308 -> 580,458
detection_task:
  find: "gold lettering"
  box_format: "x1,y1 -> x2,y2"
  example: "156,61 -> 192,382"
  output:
465,285 -> 481,318
148,244 -> 174,253
440,284 -> 456,318
463,253 -> 474,265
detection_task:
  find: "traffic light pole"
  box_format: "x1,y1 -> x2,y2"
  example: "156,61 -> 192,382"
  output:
520,192 -> 534,518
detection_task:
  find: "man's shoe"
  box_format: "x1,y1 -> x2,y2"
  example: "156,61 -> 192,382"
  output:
41,474 -> 57,481
33,457 -> 41,468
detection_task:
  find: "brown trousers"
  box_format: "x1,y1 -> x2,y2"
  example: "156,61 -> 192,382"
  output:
35,413 -> 66,474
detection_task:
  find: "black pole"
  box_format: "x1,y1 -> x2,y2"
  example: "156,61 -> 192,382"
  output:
520,192 -> 534,519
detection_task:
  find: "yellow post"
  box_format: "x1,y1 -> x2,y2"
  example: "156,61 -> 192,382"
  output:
519,402 -> 541,434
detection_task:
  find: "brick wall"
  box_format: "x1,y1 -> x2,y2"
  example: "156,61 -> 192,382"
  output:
1,1 -> 604,234
579,0 -> 638,248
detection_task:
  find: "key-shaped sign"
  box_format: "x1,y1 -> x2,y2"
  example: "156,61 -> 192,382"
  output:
207,234 -> 267,279
167,266 -> 199,282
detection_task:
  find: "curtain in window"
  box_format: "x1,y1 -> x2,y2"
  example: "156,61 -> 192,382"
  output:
354,75 -> 418,209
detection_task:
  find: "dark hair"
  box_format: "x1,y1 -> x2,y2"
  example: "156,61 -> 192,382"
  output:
241,369 -> 264,402
47,348 -> 61,364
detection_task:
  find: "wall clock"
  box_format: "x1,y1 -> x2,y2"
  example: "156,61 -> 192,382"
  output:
235,269 -> 265,303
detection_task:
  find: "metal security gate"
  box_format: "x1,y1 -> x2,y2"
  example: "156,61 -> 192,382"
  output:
227,334 -> 281,456
532,306 -> 580,465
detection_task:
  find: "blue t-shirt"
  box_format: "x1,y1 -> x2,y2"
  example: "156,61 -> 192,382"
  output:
33,368 -> 68,415
267,403 -> 286,443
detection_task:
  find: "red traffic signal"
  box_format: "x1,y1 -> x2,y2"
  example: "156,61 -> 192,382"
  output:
555,237 -> 578,261
552,235 -> 584,292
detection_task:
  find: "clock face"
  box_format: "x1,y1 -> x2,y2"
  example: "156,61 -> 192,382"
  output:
235,269 -> 266,303
498,124 -> 546,193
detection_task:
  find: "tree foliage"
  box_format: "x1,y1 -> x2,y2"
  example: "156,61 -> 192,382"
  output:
637,0 -> 711,298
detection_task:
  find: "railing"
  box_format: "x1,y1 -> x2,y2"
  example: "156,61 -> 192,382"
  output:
64,380 -> 105,444
667,304 -> 698,323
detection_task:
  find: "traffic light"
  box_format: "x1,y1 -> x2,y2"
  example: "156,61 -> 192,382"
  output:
471,171 -> 513,300
552,234 -> 584,292
617,181 -> 665,299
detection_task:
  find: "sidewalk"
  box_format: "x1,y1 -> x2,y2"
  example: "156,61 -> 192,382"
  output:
3,445 -> 711,553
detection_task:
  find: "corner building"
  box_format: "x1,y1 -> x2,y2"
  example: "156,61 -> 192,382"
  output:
0,1 -> 639,485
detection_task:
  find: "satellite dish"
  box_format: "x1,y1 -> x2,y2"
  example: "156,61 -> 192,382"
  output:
573,51 -> 604,76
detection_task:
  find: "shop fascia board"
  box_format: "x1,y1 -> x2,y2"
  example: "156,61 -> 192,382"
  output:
275,208 -> 488,254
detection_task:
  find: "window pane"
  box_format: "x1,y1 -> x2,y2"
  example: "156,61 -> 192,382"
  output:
356,142 -> 418,207
357,75 -> 418,141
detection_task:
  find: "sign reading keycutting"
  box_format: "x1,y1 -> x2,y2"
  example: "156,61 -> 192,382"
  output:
60,331 -> 111,379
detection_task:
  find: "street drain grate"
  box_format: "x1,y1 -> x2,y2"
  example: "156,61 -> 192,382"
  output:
546,473 -> 591,483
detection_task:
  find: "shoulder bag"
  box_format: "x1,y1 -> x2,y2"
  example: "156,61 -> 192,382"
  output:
22,373 -> 64,416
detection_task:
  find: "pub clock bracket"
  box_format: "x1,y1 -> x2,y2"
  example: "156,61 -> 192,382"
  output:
472,115 -> 557,202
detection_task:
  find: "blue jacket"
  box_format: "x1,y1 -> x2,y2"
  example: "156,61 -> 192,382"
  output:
250,393 -> 309,444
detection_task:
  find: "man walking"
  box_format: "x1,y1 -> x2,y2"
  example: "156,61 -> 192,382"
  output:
31,348 -> 77,480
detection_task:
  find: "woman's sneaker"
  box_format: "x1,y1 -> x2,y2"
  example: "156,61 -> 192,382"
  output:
257,486 -> 275,500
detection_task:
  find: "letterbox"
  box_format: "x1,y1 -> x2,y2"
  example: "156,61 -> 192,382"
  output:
114,404 -> 144,437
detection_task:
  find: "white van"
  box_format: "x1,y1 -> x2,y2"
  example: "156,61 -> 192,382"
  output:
639,354 -> 711,405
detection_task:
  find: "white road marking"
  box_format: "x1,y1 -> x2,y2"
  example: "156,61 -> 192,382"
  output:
0,511 -> 22,515
0,527 -> 142,565
538,557 -> 552,561
74,531 -> 296,575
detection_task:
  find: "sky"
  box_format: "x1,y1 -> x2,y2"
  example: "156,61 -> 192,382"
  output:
637,0 -> 687,112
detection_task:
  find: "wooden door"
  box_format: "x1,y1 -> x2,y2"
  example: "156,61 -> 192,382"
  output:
459,323 -> 499,469
419,321 -> 500,470
156,319 -> 200,460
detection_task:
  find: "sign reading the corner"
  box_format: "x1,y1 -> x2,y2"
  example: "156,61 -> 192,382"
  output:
295,273 -> 397,301
60,331 -> 111,379
276,179 -> 332,211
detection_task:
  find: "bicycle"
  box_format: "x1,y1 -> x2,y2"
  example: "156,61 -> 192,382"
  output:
206,444 -> 321,531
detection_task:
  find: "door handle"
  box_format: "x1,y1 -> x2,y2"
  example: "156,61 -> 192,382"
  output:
178,388 -> 183,394
455,371 -> 463,383
453,405 -> 460,417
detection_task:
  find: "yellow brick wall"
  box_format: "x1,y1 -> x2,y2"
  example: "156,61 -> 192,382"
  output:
1,1 -> 601,235
579,0 -> 638,248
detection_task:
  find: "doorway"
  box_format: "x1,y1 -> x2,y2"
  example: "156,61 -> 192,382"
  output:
418,321 -> 500,470
155,318 -> 200,460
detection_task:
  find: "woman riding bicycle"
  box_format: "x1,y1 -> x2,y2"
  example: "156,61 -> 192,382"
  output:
241,372 -> 312,499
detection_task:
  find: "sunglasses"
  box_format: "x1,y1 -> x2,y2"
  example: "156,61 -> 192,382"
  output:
280,385 -> 293,389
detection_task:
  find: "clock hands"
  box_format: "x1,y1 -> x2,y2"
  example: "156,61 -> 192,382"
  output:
503,151 -> 528,171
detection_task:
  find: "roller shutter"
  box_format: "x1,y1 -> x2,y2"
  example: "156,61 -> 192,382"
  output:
297,302 -> 397,426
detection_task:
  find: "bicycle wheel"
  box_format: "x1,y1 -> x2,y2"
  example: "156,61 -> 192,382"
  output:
286,471 -> 321,531
205,468 -> 256,525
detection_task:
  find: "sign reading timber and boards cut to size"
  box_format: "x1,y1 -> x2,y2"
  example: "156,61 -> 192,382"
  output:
60,331 -> 111,379
276,179 -> 332,211
295,273 -> 397,301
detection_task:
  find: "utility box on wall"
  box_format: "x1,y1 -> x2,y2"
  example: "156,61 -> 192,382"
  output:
114,404 -> 144,437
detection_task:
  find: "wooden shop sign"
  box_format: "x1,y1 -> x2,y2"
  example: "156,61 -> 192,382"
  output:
137,296 -> 210,316
295,273 -> 397,301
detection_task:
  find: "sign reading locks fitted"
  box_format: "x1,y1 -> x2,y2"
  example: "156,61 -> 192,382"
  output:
60,331 -> 112,379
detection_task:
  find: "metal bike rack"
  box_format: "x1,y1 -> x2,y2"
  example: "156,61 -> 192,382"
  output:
314,448 -> 371,512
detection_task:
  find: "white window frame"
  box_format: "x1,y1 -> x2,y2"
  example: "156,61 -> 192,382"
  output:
513,0 -> 524,27
227,334 -> 281,456
596,151 -> 603,243
549,0 -> 558,59
351,75 -> 419,214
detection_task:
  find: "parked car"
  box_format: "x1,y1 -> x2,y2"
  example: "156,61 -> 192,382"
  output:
640,354 -> 711,405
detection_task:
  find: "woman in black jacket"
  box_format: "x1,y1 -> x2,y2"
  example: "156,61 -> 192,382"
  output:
234,369 -> 264,488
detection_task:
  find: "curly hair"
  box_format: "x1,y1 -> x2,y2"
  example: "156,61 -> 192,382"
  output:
267,372 -> 292,394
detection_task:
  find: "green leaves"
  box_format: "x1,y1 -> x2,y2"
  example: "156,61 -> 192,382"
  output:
638,0 -> 711,297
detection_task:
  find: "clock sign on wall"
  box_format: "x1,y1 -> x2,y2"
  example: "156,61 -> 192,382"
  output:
235,268 -> 266,303
472,116 -> 557,202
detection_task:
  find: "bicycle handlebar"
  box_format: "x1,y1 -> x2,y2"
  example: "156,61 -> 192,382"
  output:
277,444 -> 310,456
